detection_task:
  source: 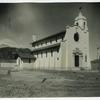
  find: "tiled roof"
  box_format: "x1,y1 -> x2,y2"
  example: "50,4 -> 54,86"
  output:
18,53 -> 35,59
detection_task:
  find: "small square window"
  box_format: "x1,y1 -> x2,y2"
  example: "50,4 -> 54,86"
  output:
57,57 -> 59,60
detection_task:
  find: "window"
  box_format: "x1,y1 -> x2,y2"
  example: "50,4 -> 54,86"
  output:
14,54 -> 19,59
76,22 -> 78,26
32,45 -> 34,48
57,57 -> 59,60
84,22 -> 85,25
84,22 -> 85,29
45,41 -> 47,44
37,53 -> 38,58
51,50 -> 53,57
74,32 -> 79,42
62,36 -> 63,41
57,49 -> 59,53
41,43 -> 43,45
50,40 -> 52,44
85,55 -> 87,62
56,37 -> 57,42
41,52 -> 43,58
29,58 -> 31,63
46,51 -> 47,57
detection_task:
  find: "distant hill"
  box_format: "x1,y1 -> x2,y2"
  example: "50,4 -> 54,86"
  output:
0,47 -> 33,60
0,38 -> 34,62
0,44 -> 10,48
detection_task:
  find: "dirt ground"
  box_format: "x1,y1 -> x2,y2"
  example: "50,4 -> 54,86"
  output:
0,69 -> 100,97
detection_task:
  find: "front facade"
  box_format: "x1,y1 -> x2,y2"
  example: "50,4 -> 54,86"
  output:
31,10 -> 91,70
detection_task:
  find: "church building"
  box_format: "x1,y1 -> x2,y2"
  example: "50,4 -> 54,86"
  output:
31,10 -> 91,70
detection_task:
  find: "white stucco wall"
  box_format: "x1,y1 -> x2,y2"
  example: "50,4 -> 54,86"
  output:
63,25 -> 91,70
0,63 -> 16,68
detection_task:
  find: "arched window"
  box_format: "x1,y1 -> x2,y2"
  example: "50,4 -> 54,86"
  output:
84,22 -> 85,29
76,22 -> 78,26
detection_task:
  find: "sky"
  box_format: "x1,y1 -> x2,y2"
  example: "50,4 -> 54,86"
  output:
0,3 -> 100,60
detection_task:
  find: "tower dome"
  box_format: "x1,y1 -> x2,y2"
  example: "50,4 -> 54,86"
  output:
74,8 -> 88,31
75,11 -> 86,21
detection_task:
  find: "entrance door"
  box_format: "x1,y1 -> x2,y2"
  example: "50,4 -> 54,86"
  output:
75,55 -> 79,67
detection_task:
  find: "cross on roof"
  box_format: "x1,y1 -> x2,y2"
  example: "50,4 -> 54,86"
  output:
79,7 -> 83,12
79,7 -> 82,10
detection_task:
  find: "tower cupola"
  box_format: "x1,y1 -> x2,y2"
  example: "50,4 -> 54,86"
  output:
74,7 -> 88,31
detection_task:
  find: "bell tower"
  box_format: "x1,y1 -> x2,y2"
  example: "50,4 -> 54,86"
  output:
74,7 -> 88,31
64,7 -> 91,70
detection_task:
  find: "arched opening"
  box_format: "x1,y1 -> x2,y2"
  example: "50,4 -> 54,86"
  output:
75,55 -> 79,67
84,22 -> 85,29
73,48 -> 83,68
76,22 -> 78,26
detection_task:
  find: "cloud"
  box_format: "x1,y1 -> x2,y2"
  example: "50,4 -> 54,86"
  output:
0,38 -> 22,48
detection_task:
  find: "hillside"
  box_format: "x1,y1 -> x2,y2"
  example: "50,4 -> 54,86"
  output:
0,47 -> 32,60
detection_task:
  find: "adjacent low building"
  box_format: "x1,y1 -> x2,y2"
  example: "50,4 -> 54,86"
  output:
91,59 -> 100,71
0,47 -> 35,69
